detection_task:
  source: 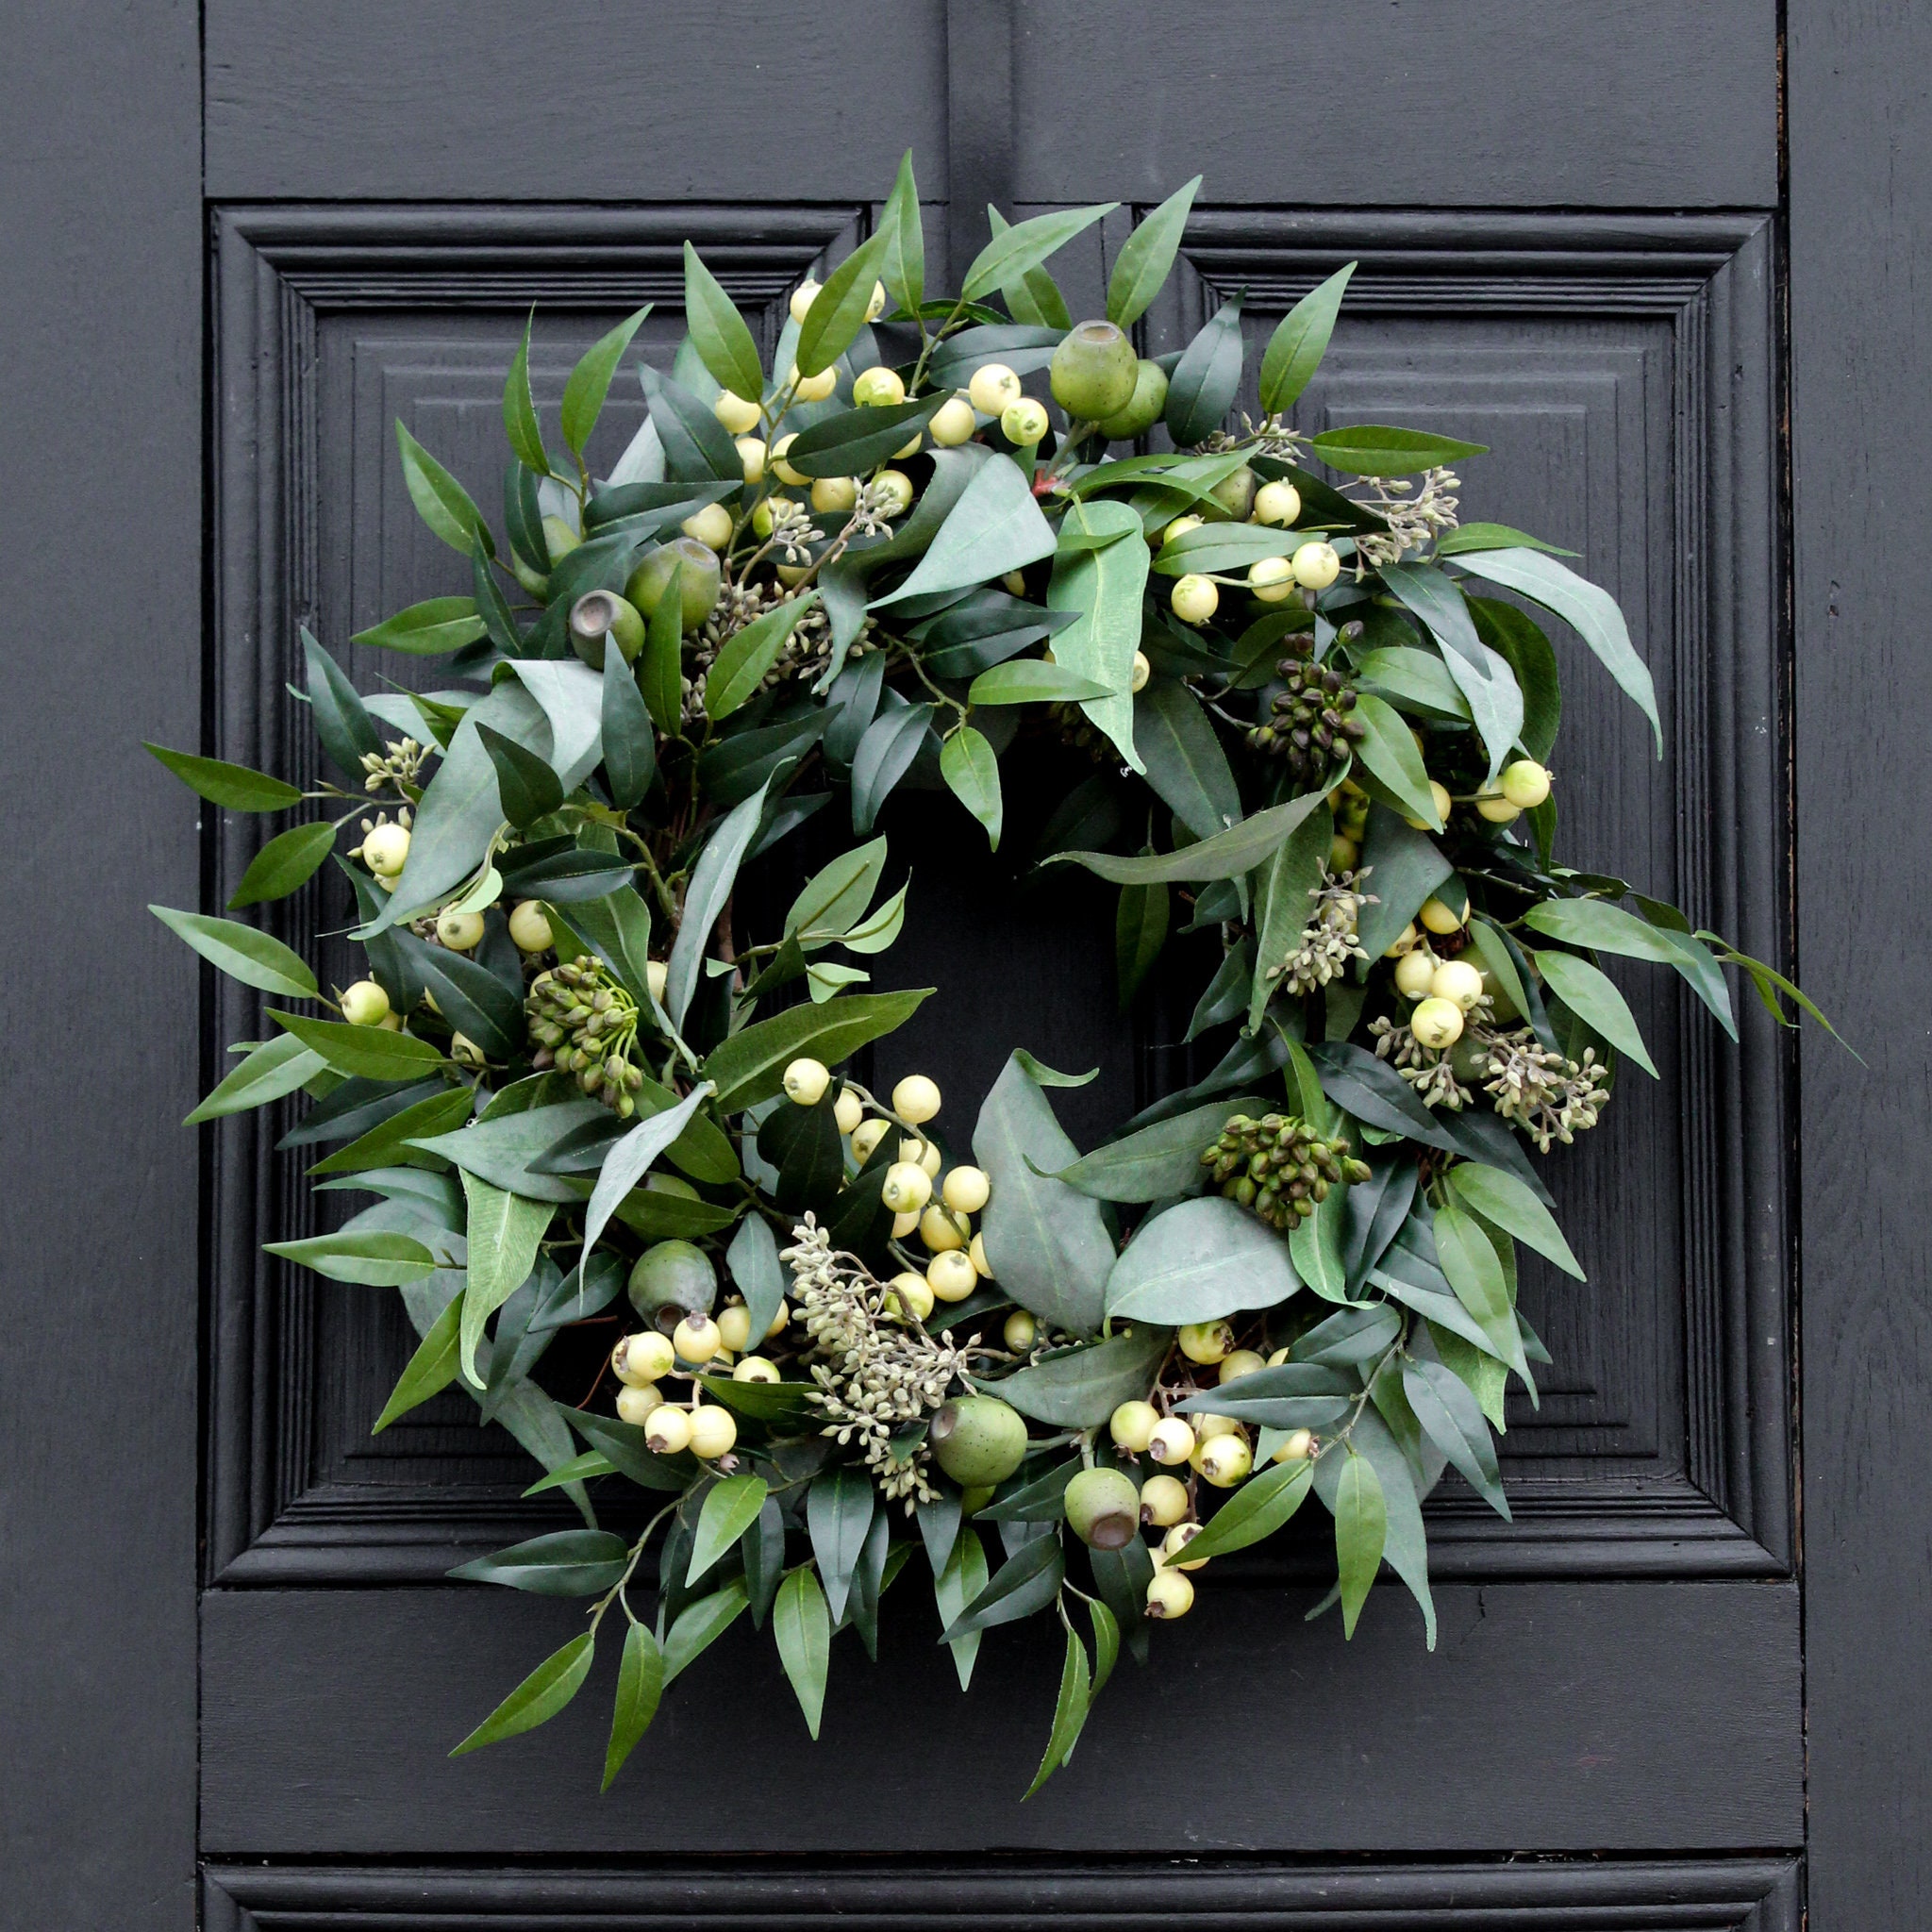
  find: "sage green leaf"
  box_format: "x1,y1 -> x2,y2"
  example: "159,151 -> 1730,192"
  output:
984,206 -> 1073,328
881,149 -> 924,315
773,1566 -> 832,1739
1460,545 -> 1660,755
871,454 -> 1057,609
1447,1160 -> 1585,1279
1436,522 -> 1577,558
1323,1405 -> 1433,1642
689,1474 -> 770,1584
783,396 -> 948,478
601,1622 -> 665,1790
940,725 -> 1003,850
1307,1039 -> 1461,1153
1288,1186 -> 1351,1305
1257,262 -> 1356,415
1187,940 -> 1255,1041
702,988 -> 934,1111
579,1082 -> 716,1277
502,308 -> 549,475
683,243 -> 763,403
1087,1595 -> 1120,1700
1047,1096 -> 1269,1203
795,228 -> 891,377
558,1406 -> 689,1492
1116,878 -> 1168,1009
351,595 -> 488,657
1356,645 -> 1473,723
562,305 -> 652,456
450,1632 -> 594,1757
600,633 -> 656,808
662,1577 -> 751,1684
838,878 -> 907,955
1246,801 -> 1333,1031
1134,676 -> 1241,841
942,1527 -> 1064,1641
1701,937 -> 1859,1056
264,1227 -> 440,1287
973,1458 -> 1078,1524
1041,494 -> 1149,770
186,1032 -> 327,1124
967,660 -> 1112,706
1525,899 -> 1734,1034
373,1291 -> 462,1430
994,1324 -> 1173,1428
309,1085 -> 475,1175
808,1467 -> 875,1624
1024,1624 -> 1092,1799
1108,175 -> 1201,329
1529,946 -> 1658,1074
1164,292 -> 1245,445
1354,807 -> 1453,962
960,202 -> 1115,304
227,820 -> 337,908
706,595 -> 818,720
642,365 -> 741,483
269,1009 -> 445,1081
850,702 -> 933,834
144,742 -> 302,812
1378,561 -> 1522,782
667,781 -> 771,1026
396,420 -> 492,556
458,1172 -> 555,1386
637,557 -> 685,731
935,1525 -> 990,1690
1311,425 -> 1489,476
1105,1195 -> 1299,1324
1178,1457 -> 1313,1562
973,1052 -> 1116,1336
152,907 -> 317,998
722,1214 -> 786,1359
1432,1198 -> 1529,1383
1044,789 -> 1326,885
476,724 -> 563,828
1351,691 -> 1443,829
1402,1357 -> 1508,1518
1332,1451 -> 1387,1637
302,626 -> 384,776
786,837 -> 890,941
1467,595 -> 1562,762
1151,521 -> 1295,576
402,1097 -> 603,1197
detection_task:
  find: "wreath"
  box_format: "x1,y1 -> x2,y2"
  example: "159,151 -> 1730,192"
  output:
155,157 -> 1837,1794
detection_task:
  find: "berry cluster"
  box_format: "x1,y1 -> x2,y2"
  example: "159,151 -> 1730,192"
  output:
1200,1110 -> 1372,1231
525,956 -> 646,1113
1247,637 -> 1368,789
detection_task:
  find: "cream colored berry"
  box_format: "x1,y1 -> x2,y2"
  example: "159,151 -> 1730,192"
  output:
770,434 -> 808,486
1161,1522 -> 1210,1571
765,1300 -> 790,1337
851,365 -> 905,408
864,279 -> 890,322
736,437 -> 766,484
1109,1399 -> 1159,1453
1130,650 -> 1152,692
1248,554 -> 1296,603
926,1249 -> 978,1302
340,979 -> 391,1027
969,1232 -> 993,1278
1000,396 -> 1049,444
900,1136 -> 942,1178
436,908 -> 485,952
1198,1434 -> 1253,1487
508,901 -> 553,953
616,1382 -> 664,1425
884,1271 -> 935,1322
1410,995 -> 1465,1050
1430,958 -> 1485,1010
967,363 -> 1023,415
646,959 -> 669,1005
1218,1348 -> 1267,1384
1253,479 -> 1302,527
449,1031 -> 485,1067
928,395 -> 976,445
1405,779 -> 1454,830
783,1057 -> 830,1106
1162,514 -> 1203,546
1003,1309 -> 1037,1351
891,1208 -> 921,1240
1178,1320 -> 1234,1365
672,1314 -> 722,1365
613,1331 -> 674,1388
1145,1569 -> 1195,1618
789,362 -> 838,403
919,1204 -> 969,1253
682,502 -> 734,551
810,475 -> 858,514
872,469 -> 915,517
1291,540 -> 1341,590
833,1089 -> 865,1135
643,1403 -> 691,1454
733,1356 -> 780,1383
941,1164 -> 991,1214
1139,1473 -> 1191,1527
1383,922 -> 1422,960
1272,1426 -> 1316,1463
688,1404 -> 738,1458
1172,574 -> 1219,625
881,1161 -> 933,1213
715,1304 -> 754,1354
850,1117 -> 891,1163
712,389 -> 762,434
1330,833 -> 1360,872
1147,1417 -> 1197,1465
362,822 -> 410,875
1418,894 -> 1467,936
893,1073 -> 941,1123
1501,759 -> 1553,808
789,278 -> 822,324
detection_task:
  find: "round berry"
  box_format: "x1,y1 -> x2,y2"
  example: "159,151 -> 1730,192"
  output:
892,1074 -> 941,1124
789,362 -> 838,403
928,395 -> 976,445
783,1057 -> 830,1106
849,1117 -> 891,1163
1130,650 -> 1152,693
1139,1473 -> 1191,1527
1146,1569 -> 1195,1619
881,1161 -> 933,1214
672,1313 -> 722,1365
833,1089 -> 865,1136
1048,319 -> 1139,421
770,434 -> 808,486
1291,540 -> 1341,590
851,365 -> 906,408
681,502 -> 734,551
919,1204 -> 969,1253
967,363 -> 1023,416
1147,1417 -> 1197,1465
789,278 -> 821,324
340,979 -> 391,1027
1109,1400 -> 1159,1453
1218,1348 -> 1267,1384
1383,921 -> 1422,960
542,514 -> 581,565
1501,759 -> 1553,808
736,436 -> 767,484
1410,995 -> 1465,1050
436,908 -> 485,952
969,1232 -> 992,1278
362,822 -> 410,876
1272,1426 -> 1315,1463
1475,792 -> 1522,824
865,280 -> 890,323
810,475 -> 858,514
616,1383 -> 663,1425
941,1164 -> 991,1214
1178,1320 -> 1234,1365
925,1249 -> 978,1302
733,1356 -> 781,1384
1000,396 -> 1049,445
884,1272 -> 935,1322
1172,574 -> 1219,625
613,1330 -> 675,1387
902,1137 -> 942,1178
715,1304 -> 754,1354
1430,959 -> 1485,1010
1094,358 -> 1169,440
872,469 -> 915,518
1162,513 -> 1203,546
1405,779 -> 1454,830
646,960 -> 669,1006
643,1405 -> 691,1454
1198,1434 -> 1253,1487
1418,894 -> 1467,936
508,901 -> 553,953
688,1404 -> 737,1459
1253,479 -> 1302,527
712,389 -> 762,434
1248,555 -> 1296,603
1003,1309 -> 1037,1351
1161,1521 -> 1210,1572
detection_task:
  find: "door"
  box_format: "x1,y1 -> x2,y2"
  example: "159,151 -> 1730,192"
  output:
2,2 -> 1919,1926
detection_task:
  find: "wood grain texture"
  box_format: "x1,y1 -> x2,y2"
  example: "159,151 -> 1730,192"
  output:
1790,3 -> 1932,1924
205,0 -> 948,200
0,0 -> 201,1924
199,1581 -> 1801,1853
1008,1 -> 1777,208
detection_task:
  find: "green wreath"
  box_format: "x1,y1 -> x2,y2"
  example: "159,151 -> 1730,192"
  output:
155,156 -> 1839,1793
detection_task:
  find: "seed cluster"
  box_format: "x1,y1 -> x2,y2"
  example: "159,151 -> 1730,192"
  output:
525,956 -> 647,1114
1265,865 -> 1375,996
683,581 -> 875,724
1480,1029 -> 1611,1152
1200,1111 -> 1372,1231
1246,637 -> 1369,788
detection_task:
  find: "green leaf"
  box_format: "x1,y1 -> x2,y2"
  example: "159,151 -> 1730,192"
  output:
269,1009 -> 446,1081
941,1526 -> 1064,1641
1288,1186 -> 1352,1305
373,1292 -> 463,1430
1108,176 -> 1202,328
850,702 -> 933,835
689,1474 -> 770,1584
185,1032 -> 327,1124
782,395 -> 948,478
940,725 -> 1003,851
1307,1039 -> 1461,1154
1465,595 -> 1561,762
1257,262 -> 1356,416
1528,946 -> 1658,1074
985,206 -> 1073,328
968,660 -> 1112,706
706,595 -> 818,720
502,308 -> 549,475
1165,293 -> 1246,445
785,837 -> 890,941
1087,1595 -> 1121,1701
666,781 -> 771,1027
973,1052 -> 1117,1337
1701,938 -> 1858,1057
935,1525 -> 990,1690
1135,676 -> 1241,841
642,365 -> 741,483
1179,1456 -> 1314,1562
1402,1358 -> 1509,1519
1247,799 -> 1334,1032
458,1171 -> 556,1386
600,633 -> 657,808
870,454 -> 1058,609
702,987 -> 934,1111
476,724 -> 563,828
1378,561 -> 1524,782
263,1227 -> 439,1287
1150,521 -> 1295,576
152,907 -> 318,998
1431,1198 -> 1529,1384
579,1082 -> 718,1276
1116,878 -> 1169,1009
601,1622 -> 665,1790
143,742 -> 302,812
960,202 -> 1116,304
807,1467 -> 875,1624
880,150 -> 925,316
450,1632 -> 594,1757
558,1406 -> 689,1492
1050,1096 -> 1269,1203
1045,496 -> 1150,771
796,228 -> 891,377
302,626 -> 384,777
1105,1195 -> 1299,1324
1333,1451 -> 1387,1637
1353,807 -> 1453,963
637,558 -> 685,732
562,305 -> 652,457
1312,425 -> 1489,476
773,1567 -> 832,1739
1435,522 -> 1577,558
1458,546 -> 1660,756
1043,789 -> 1326,886
1351,691 -> 1443,829
993,1324 -> 1173,1427
1524,898 -> 1735,1036
662,1577 -> 751,1684
227,820 -> 337,909
350,595 -> 488,657
309,1084 -> 475,1175
1356,645 -> 1473,723
683,243 -> 764,403
396,420 -> 492,556
1448,1159 -> 1585,1278
1024,1623 -> 1092,1799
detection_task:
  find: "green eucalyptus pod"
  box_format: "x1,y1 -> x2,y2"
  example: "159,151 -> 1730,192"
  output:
627,1238 -> 718,1334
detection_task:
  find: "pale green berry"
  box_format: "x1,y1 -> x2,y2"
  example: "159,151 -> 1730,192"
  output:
928,396 -> 976,445
1172,574 -> 1219,625
1291,540 -> 1341,590
926,1249 -> 978,1302
1253,479 -> 1302,526
1178,1320 -> 1234,1364
362,822 -> 410,876
1000,397 -> 1049,444
508,901 -> 553,953
1501,759 -> 1553,808
644,1404 -> 692,1454
340,979 -> 391,1027
1146,1569 -> 1195,1618
1410,995 -> 1465,1050
436,908 -> 485,952
851,365 -> 906,407
1248,555 -> 1296,603
713,390 -> 762,434
1109,1399 -> 1159,1453
672,1313 -> 722,1365
1218,1348 -> 1267,1384
1147,1417 -> 1197,1465
967,363 -> 1023,415
1003,1308 -> 1038,1351
1139,1473 -> 1191,1526
941,1164 -> 990,1213
1429,959 -> 1485,1010
892,1074 -> 941,1123
881,1161 -> 933,1213
783,1057 -> 830,1106
833,1089 -> 865,1135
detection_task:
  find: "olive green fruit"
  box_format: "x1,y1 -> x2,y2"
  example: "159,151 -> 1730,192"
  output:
1200,1111 -> 1372,1234
1050,320 -> 1139,421
929,1394 -> 1028,1487
1095,358 -> 1169,440
627,1239 -> 718,1334
624,536 -> 722,634
1064,1466 -> 1141,1549
568,588 -> 645,667
541,514 -> 581,565
1209,464 -> 1257,521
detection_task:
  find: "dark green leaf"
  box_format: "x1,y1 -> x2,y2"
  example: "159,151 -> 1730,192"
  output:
1108,176 -> 1202,329
641,364 -> 743,482
1402,1358 -> 1508,1518
563,305 -> 652,456
1305,1040 -> 1462,1153
935,1525 -> 991,1690
1432,1199 -> 1529,1383
451,1632 -> 594,1757
1447,1159 -> 1585,1278
143,742 -> 301,812
601,634 -> 657,808
1257,262 -> 1356,415
350,595 -> 488,657
1525,898 -> 1735,1036
1115,878 -> 1169,1009
1045,789 -> 1327,887
558,1406 -> 691,1491
960,203 -> 1115,304
476,724 -> 563,828
774,1566 -> 832,1738
1378,561 -> 1523,781
601,1622 -> 665,1789
1467,596 -> 1561,762
1312,425 -> 1488,476
702,987 -> 934,1111
1355,645 -> 1473,723
1135,676 -> 1241,841
1164,293 -> 1245,445
880,150 -> 924,315
373,1293 -> 463,1430
269,1008 -> 445,1081
850,702 -> 933,834
941,1525 -> 1064,1640
502,308 -> 549,475
1177,1456 -> 1313,1562
308,1084 -> 473,1174
1352,807 -> 1453,963
1247,798 -> 1335,1033
796,227 -> 892,377
807,1467 -> 875,1624
1024,1623 -> 1092,1798
1293,1300 -> 1403,1366
782,395 -> 948,478
993,1324 -> 1173,1428
1436,522 -> 1576,558
1044,497 -> 1150,771
725,1212 -> 788,1349
185,1033 -> 327,1124
1351,691 -> 1443,829
986,205 -> 1073,328
661,1578 -> 750,1684
1175,1360 -> 1352,1429
1528,947 -> 1657,1074
683,244 -> 764,403
1047,1096 -> 1267,1204
871,453 -> 1058,609
301,628 -> 384,776
579,1083 -> 718,1275
449,1529 -> 628,1597
397,420 -> 492,556
226,821 -> 338,909
666,779 -> 771,1026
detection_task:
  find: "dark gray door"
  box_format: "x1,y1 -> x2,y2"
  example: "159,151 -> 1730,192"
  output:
2,3 -> 1921,1926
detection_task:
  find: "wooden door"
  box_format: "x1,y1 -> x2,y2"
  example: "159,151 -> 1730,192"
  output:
3,4 -> 1922,1926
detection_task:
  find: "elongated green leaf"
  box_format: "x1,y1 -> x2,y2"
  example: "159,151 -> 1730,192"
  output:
153,907 -> 317,998
1312,425 -> 1488,476
689,1474 -> 770,1583
1525,898 -> 1735,1036
373,1292 -> 463,1430
786,836 -> 889,941
1528,946 -> 1657,1074
1307,1039 -> 1461,1154
476,724 -> 563,828
667,782 -> 770,1026
1087,1595 -> 1121,1700
1048,1095 -> 1269,1204
1105,1195 -> 1299,1324
269,1009 -> 445,1080
1181,1457 -> 1313,1562
808,1467 -> 875,1625
940,724 -> 1003,850
1045,496 -> 1148,770
773,1567 -> 832,1738
502,308 -> 549,475
1333,1451 -> 1387,1637
783,395 -> 948,478
1135,676 -> 1241,841
1165,292 -> 1245,445
881,150 -> 924,315
1288,1185 -> 1352,1305
351,595 -> 488,657
796,229 -> 891,378
1436,522 -> 1576,558
1117,877 -> 1168,1008
968,660 -> 1112,706
303,626 -> 384,776
941,1526 -> 1064,1640
600,633 -> 657,808
960,202 -> 1115,304
459,1172 -> 556,1387
1351,691 -> 1442,828
870,454 -> 1058,609
849,701 -> 932,835
1353,807 -> 1453,963
562,306 -> 652,456
1464,595 -> 1561,762
637,558 -> 685,732
661,1577 -> 751,1685
451,1632 -> 594,1757
1702,937 -> 1858,1056
1044,789 -> 1326,885
706,596 -> 817,720
1402,1358 -> 1508,1519
936,1525 -> 990,1690
703,987 -> 933,1111
994,1324 -> 1173,1427
186,1032 -> 327,1124
1108,176 -> 1201,329
1357,644 -> 1472,722
397,420 -> 492,556
1151,521 -> 1294,576
1378,560 -> 1522,782
264,1227 -> 439,1287
1247,799 -> 1333,1033
579,1082 -> 716,1276
309,1084 -> 474,1175
1432,1198 -> 1529,1383
228,820 -> 337,908
684,243 -> 764,403
1448,1160 -> 1585,1278
144,742 -> 301,812
1258,262 -> 1356,415
984,206 -> 1073,329
601,1622 -> 665,1790
1024,1623 -> 1092,1798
